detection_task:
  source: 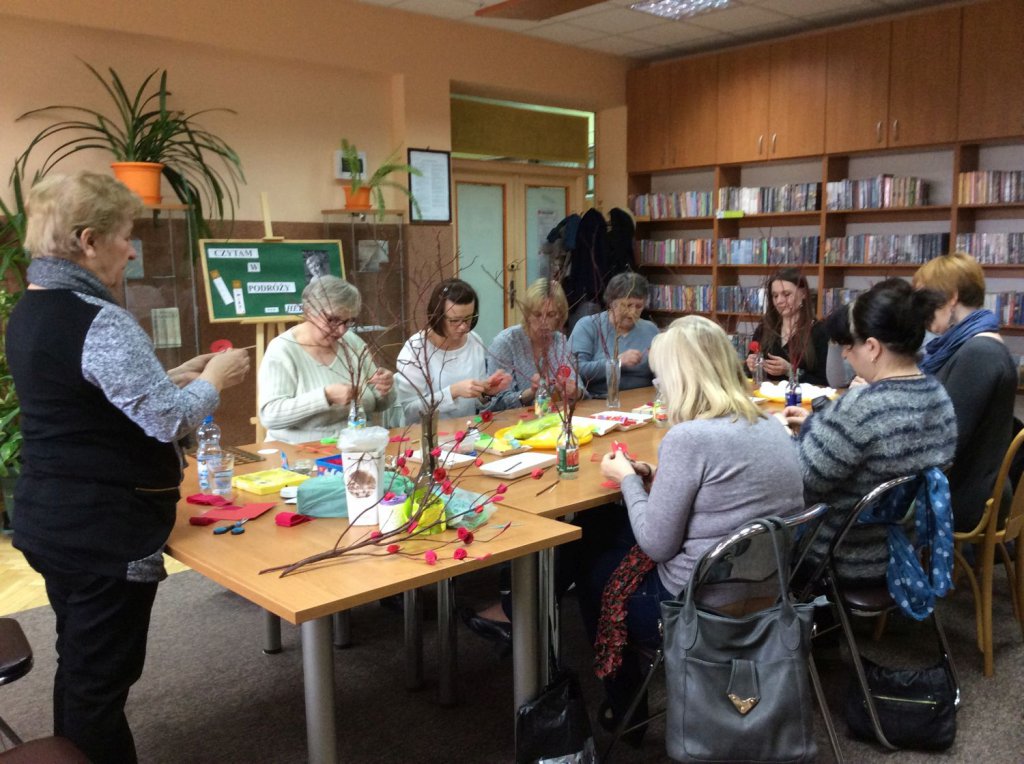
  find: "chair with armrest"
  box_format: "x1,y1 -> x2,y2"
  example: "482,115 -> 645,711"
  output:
952,427 -> 1024,676
798,472 -> 960,751
602,504 -> 843,763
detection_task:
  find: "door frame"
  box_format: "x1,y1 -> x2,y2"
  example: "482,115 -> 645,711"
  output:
453,159 -> 585,328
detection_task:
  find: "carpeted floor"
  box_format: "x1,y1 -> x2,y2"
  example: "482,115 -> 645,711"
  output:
2,566 -> 1023,762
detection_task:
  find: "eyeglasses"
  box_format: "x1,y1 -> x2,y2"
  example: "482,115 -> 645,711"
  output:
322,315 -> 358,330
445,315 -> 477,327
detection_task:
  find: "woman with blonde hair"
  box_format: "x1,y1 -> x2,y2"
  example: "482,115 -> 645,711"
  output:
486,277 -> 578,410
580,315 -> 804,738
913,253 -> 1016,531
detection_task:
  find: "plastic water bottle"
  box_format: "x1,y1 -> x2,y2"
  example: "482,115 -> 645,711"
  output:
196,415 -> 223,491
753,355 -> 766,388
652,381 -> 668,429
534,378 -> 552,417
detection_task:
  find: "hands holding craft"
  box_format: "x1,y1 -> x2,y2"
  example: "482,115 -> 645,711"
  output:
451,368 -> 511,401
600,442 -> 655,489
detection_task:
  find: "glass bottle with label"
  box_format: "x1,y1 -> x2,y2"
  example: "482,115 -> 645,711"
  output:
557,422 -> 580,480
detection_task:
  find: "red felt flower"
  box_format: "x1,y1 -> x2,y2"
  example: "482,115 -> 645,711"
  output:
408,520 -> 418,532
474,457 -> 484,467
370,530 -> 382,539
433,467 -> 447,482
404,448 -> 414,458
474,506 -> 484,514
480,410 -> 493,423
386,544 -> 400,554
490,495 -> 505,503
557,364 -> 571,380
424,550 -> 438,565
475,552 -> 492,561
396,456 -> 406,468
749,340 -> 761,354
400,466 -> 410,476
458,528 -> 475,544
496,483 -> 508,494
453,548 -> 468,561
531,467 -> 545,479
430,447 -> 442,458
383,491 -> 395,502
441,481 -> 454,495
454,430 -> 466,443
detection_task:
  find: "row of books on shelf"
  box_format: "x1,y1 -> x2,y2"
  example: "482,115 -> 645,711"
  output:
958,170 -> 1024,205
985,292 -> 1024,327
955,232 -> 1024,264
825,175 -> 929,211
639,238 -> 713,265
822,288 -> 864,316
631,192 -> 713,219
823,234 -> 950,265
717,183 -> 820,214
718,236 -> 819,265
647,284 -> 712,313
716,286 -> 765,314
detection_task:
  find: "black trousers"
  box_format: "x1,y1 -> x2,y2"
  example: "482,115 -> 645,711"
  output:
23,551 -> 159,764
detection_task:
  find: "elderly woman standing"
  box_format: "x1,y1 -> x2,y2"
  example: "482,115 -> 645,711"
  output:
914,253 -> 1017,532
258,276 -> 397,442
487,278 -> 578,410
6,171 -> 250,763
570,272 -> 658,396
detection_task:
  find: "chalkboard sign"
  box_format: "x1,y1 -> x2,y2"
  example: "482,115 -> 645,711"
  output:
198,239 -> 345,323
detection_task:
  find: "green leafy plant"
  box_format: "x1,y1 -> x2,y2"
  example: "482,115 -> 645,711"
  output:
0,161 -> 29,291
0,290 -> 22,480
15,61 -> 244,240
0,162 -> 29,481
340,138 -> 421,218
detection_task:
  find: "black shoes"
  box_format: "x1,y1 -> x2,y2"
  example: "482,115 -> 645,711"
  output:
458,606 -> 512,656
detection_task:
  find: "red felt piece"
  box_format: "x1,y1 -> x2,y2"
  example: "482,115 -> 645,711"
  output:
188,516 -> 218,526
210,339 -> 233,352
275,512 -> 313,527
200,502 -> 277,521
186,493 -> 232,506
600,480 -> 619,489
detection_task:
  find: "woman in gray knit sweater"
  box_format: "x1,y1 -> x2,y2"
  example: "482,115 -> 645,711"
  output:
581,315 -> 804,735
782,278 -> 958,584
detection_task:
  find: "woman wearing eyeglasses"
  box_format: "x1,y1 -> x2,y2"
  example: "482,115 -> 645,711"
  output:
396,279 -> 508,424
257,275 -> 397,442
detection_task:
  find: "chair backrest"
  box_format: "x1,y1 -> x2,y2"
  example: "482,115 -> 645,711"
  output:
989,427 -> 1024,543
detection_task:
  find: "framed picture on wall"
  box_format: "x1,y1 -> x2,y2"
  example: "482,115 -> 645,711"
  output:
334,149 -> 367,180
408,148 -> 451,223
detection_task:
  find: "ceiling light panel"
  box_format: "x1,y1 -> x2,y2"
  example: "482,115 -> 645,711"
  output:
630,0 -> 731,20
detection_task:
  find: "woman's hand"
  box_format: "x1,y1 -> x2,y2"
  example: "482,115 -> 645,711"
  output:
745,354 -> 758,373
601,451 -> 636,484
618,349 -> 643,368
561,376 -> 579,401
450,378 -> 487,400
763,353 -> 792,377
849,375 -> 868,388
324,383 -> 356,406
485,369 -> 511,396
200,349 -> 250,392
777,405 -> 808,433
169,352 -> 216,387
369,369 -> 394,397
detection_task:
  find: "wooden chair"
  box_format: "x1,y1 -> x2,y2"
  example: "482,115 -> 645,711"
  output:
952,428 -> 1024,677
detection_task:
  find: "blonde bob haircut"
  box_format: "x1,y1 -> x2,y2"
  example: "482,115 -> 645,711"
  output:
24,171 -> 142,262
651,315 -> 763,426
912,252 -> 986,309
520,278 -> 569,330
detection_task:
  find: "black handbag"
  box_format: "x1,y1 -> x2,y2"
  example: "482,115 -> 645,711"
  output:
844,654 -> 957,751
660,517 -> 818,763
515,668 -> 596,764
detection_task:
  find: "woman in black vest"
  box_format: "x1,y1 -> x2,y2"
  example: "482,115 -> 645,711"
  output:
6,172 -> 250,764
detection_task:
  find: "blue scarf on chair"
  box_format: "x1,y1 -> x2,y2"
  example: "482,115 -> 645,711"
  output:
919,308 -> 1000,374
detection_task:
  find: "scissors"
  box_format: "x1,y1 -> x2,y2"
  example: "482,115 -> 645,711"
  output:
213,518 -> 249,535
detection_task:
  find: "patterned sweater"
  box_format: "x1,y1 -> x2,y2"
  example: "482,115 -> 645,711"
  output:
796,376 -> 957,583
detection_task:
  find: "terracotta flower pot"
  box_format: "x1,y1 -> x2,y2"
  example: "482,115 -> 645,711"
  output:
343,185 -> 372,210
111,162 -> 164,205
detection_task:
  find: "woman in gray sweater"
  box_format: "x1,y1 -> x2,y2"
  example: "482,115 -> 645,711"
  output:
581,315 -> 805,736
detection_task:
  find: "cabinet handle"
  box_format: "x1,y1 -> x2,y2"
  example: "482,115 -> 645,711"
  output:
771,133 -> 777,154
892,119 -> 900,142
758,134 -> 764,155
876,121 -> 883,144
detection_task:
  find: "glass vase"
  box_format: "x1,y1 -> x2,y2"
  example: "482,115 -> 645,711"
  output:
347,399 -> 367,429
605,357 -> 621,408
557,422 -> 580,480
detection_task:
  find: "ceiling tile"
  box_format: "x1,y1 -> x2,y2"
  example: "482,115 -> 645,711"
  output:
528,22 -> 609,44
567,7 -> 666,34
685,5 -> 793,33
746,0 -> 887,18
391,0 -> 478,19
575,34 -> 664,55
630,20 -> 733,46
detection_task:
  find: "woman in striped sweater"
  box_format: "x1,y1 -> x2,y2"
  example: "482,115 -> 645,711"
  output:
781,278 -> 958,584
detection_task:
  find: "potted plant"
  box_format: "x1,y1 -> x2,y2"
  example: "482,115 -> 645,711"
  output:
339,138 -> 421,218
15,61 -> 244,240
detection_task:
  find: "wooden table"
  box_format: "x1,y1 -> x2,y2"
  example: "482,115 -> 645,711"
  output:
166,442 -> 579,764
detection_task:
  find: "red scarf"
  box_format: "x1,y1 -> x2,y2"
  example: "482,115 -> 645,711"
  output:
593,544 -> 656,679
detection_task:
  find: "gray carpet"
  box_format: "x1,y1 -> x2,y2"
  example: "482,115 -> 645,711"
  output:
2,567 -> 1024,762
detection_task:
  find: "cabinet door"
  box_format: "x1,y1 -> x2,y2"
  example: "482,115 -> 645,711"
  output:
888,7 -> 961,147
825,22 -> 891,153
959,0 -> 1024,141
627,64 -> 674,172
716,46 -> 770,164
668,55 -> 718,168
768,35 -> 826,159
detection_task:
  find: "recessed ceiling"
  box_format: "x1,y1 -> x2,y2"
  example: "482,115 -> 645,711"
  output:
358,0 -> 961,60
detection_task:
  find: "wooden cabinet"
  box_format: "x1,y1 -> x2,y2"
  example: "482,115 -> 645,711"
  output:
716,37 -> 825,163
888,7 -> 960,147
959,0 -> 1024,141
716,45 -> 770,164
825,9 -> 959,152
666,55 -> 718,168
825,22 -> 892,153
627,63 -> 674,173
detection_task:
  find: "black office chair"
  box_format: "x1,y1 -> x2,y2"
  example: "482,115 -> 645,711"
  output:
797,473 -> 960,751
602,504 -> 843,763
0,618 -> 32,748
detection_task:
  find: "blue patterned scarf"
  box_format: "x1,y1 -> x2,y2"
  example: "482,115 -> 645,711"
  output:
919,308 -> 999,374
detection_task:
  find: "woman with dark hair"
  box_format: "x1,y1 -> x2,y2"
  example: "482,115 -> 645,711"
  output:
395,278 -> 507,423
781,278 -> 958,584
914,253 -> 1017,532
746,268 -> 829,386
570,271 -> 659,396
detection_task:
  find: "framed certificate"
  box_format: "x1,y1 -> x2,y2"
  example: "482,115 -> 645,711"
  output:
407,148 -> 452,223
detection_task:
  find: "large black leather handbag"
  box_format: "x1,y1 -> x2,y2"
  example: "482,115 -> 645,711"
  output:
660,517 -> 818,763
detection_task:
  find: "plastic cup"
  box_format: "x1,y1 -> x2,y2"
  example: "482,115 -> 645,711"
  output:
211,453 -> 235,497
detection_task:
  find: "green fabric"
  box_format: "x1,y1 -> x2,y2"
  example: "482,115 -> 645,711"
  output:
296,475 -> 349,518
